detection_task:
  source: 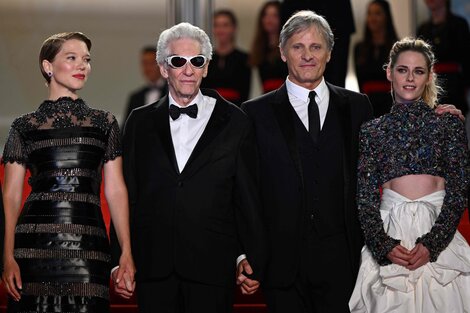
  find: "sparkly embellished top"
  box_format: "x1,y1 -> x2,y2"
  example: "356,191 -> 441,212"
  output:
2,97 -> 121,166
357,99 -> 469,265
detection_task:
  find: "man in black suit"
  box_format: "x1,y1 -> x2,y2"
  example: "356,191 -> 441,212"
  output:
240,11 -> 372,312
280,0 -> 355,87
112,22 -> 266,313
122,46 -> 168,125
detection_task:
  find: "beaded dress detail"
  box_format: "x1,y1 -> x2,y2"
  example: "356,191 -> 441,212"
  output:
2,97 -> 121,312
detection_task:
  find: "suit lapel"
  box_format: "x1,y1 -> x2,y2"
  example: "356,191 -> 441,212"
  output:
181,96 -> 231,177
327,83 -> 352,198
151,96 -> 179,174
270,84 -> 304,186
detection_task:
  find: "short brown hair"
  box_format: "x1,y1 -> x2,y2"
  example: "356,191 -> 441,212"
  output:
39,32 -> 92,83
214,9 -> 238,27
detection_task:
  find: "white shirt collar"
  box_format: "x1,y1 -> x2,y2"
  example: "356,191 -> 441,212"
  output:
168,90 -> 217,121
168,90 -> 204,109
286,76 -> 328,103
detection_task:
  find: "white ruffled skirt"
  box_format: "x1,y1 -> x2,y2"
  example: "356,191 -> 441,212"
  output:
349,189 -> 470,313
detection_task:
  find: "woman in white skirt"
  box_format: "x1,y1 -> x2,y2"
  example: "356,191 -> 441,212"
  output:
349,37 -> 470,313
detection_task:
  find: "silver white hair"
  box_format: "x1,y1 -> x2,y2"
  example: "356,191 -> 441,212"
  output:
156,22 -> 213,66
279,10 -> 335,52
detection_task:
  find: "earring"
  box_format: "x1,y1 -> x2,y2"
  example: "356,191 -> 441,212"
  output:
47,72 -> 52,77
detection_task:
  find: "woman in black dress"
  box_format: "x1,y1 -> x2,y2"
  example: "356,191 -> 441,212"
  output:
354,0 -> 398,117
1,32 -> 135,312
201,9 -> 251,105
249,1 -> 288,94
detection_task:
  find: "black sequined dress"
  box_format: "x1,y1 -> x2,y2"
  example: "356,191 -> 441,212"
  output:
2,97 -> 121,312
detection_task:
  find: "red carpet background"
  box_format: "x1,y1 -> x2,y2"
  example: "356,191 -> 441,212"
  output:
0,165 -> 468,312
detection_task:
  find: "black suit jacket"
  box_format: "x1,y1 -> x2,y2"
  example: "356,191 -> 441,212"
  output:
114,89 -> 266,287
242,83 -> 372,288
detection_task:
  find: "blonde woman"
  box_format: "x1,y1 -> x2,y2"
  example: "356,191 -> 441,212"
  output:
350,37 -> 470,313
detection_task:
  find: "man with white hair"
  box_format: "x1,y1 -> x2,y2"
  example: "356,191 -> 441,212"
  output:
111,22 -> 266,313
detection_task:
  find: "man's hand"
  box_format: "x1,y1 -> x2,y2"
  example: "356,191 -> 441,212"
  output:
435,104 -> 465,121
112,253 -> 136,299
236,259 -> 260,295
406,243 -> 430,271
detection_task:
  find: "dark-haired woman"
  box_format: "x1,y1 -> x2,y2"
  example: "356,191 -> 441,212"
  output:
354,0 -> 398,117
249,1 -> 288,94
201,9 -> 251,105
1,32 -> 135,312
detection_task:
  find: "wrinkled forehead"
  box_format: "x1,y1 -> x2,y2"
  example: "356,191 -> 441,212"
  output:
167,37 -> 202,55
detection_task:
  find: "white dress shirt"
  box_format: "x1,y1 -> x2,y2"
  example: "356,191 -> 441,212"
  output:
286,76 -> 330,130
169,91 -> 216,172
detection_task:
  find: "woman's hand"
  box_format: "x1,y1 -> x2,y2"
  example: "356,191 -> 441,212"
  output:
386,244 -> 412,266
2,257 -> 22,301
112,253 -> 136,299
406,243 -> 430,271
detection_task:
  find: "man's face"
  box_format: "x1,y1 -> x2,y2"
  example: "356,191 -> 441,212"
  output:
141,51 -> 160,83
159,38 -> 208,106
213,14 -> 236,45
280,25 -> 331,90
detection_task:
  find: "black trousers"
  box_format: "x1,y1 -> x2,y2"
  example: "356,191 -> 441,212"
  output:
264,232 -> 354,313
136,273 -> 234,313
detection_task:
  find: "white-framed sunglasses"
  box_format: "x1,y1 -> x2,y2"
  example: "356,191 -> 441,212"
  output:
165,55 -> 207,68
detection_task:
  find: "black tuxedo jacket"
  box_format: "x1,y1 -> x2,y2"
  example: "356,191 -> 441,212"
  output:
116,89 -> 266,287
242,83 -> 372,288
123,83 -> 168,125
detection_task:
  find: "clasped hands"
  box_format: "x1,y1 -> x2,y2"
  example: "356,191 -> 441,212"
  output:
112,253 -> 136,299
387,243 -> 430,270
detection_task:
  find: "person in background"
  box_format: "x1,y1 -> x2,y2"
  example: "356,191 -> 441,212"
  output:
111,22 -> 267,313
201,9 -> 251,106
418,0 -> 470,117
249,0 -> 288,94
1,32 -> 135,312
354,0 -> 399,117
122,46 -> 168,125
280,0 -> 356,87
350,37 -> 470,313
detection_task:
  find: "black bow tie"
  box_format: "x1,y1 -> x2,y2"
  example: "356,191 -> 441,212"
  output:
169,104 -> 198,120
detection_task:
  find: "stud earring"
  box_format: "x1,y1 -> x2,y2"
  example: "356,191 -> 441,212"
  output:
48,72 -> 52,77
